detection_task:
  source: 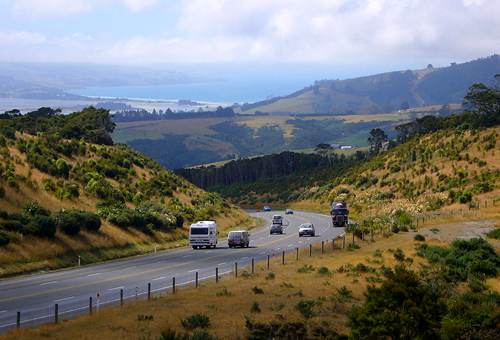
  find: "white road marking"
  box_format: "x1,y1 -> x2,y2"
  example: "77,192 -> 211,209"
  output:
182,255 -> 191,258
108,286 -> 124,291
188,269 -> 199,273
40,281 -> 57,286
217,262 -> 226,266
259,252 -> 266,255
240,257 -> 248,260
54,296 -> 74,302
87,273 -> 100,277
0,310 -> 7,314
288,244 -> 293,247
152,276 -> 166,281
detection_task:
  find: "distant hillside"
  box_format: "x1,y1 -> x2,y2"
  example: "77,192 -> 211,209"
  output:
190,82 -> 500,214
240,55 -> 500,115
0,107 -> 246,277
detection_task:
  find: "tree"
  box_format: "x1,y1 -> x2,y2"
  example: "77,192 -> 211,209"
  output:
464,80 -> 500,117
348,265 -> 446,339
367,128 -> 388,154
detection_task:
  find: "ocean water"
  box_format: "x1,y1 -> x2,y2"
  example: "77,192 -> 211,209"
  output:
69,63 -> 399,104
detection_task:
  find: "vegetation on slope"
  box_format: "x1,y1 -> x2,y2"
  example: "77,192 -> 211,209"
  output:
239,55 -> 500,115
0,107 -> 245,276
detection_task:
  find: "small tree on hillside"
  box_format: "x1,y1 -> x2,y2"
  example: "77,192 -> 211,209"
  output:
368,128 -> 388,155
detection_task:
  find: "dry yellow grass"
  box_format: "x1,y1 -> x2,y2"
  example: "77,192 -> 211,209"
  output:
5,218 -> 497,340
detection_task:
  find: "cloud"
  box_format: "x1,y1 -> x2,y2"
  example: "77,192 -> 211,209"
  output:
11,0 -> 93,17
9,0 -> 159,17
0,31 -> 46,45
1,0 -> 499,64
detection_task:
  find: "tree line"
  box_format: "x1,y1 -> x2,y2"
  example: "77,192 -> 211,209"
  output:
112,106 -> 236,122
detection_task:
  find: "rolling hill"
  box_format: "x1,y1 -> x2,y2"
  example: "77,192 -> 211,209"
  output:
0,107 -> 247,277
239,55 -> 500,115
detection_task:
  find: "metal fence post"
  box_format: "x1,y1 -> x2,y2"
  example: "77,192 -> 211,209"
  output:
216,267 -> 219,283
89,297 -> 92,314
120,289 -> 123,306
309,244 -> 312,256
282,251 -> 285,265
235,262 -> 238,277
343,235 -> 346,249
196,271 -> 199,288
148,283 -> 151,300
16,312 -> 20,329
251,258 -> 255,274
321,241 -> 324,254
173,277 -> 176,294
296,247 -> 299,260
54,303 -> 59,324
267,255 -> 270,269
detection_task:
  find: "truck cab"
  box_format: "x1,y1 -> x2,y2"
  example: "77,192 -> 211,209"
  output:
189,221 -> 218,249
331,202 -> 349,227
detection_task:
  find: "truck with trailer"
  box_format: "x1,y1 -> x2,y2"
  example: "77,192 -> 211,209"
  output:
331,202 -> 349,227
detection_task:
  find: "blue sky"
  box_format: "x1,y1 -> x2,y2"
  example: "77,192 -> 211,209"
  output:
0,0 -> 498,66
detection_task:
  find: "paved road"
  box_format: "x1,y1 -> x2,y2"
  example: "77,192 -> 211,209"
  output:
0,210 -> 343,332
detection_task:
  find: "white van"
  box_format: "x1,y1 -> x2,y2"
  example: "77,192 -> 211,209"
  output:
189,221 -> 218,249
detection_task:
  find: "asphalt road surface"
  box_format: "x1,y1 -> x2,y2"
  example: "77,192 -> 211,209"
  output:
0,210 -> 344,332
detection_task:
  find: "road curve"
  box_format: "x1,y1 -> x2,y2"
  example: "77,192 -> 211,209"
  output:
0,210 -> 344,332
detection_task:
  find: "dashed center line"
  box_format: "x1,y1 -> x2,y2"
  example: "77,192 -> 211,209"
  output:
188,269 -> 199,273
217,262 -> 226,266
54,296 -> 74,302
87,273 -> 100,277
152,276 -> 166,281
39,281 -> 57,286
108,286 -> 124,291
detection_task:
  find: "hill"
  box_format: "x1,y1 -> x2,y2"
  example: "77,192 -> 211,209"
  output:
180,82 -> 500,218
239,55 -> 500,115
0,107 -> 248,277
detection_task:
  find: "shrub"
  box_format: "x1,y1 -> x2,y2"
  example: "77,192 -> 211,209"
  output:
250,302 -> 261,313
348,266 -> 446,340
414,234 -> 426,241
318,266 -> 331,275
486,228 -> 500,240
27,215 -> 56,238
245,319 -> 308,340
296,300 -> 318,319
265,272 -> 275,280
252,286 -> 264,294
336,286 -> 352,302
297,264 -> 315,273
22,201 -> 50,217
55,210 -> 101,235
181,313 -> 210,330
0,230 -> 10,246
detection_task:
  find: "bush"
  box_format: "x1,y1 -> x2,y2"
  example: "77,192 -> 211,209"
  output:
486,228 -> 500,240
181,313 -> 210,330
414,234 -> 426,241
55,210 -> 102,235
28,215 -> 56,238
252,286 -> 264,294
297,264 -> 315,273
22,201 -> 50,217
318,266 -> 331,275
296,300 -> 318,319
348,266 -> 446,340
245,319 -> 308,340
250,302 -> 261,313
0,230 -> 10,246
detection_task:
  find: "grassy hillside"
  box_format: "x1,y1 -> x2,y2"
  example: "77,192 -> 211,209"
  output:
0,107 -> 249,277
240,55 -> 500,115
302,126 -> 499,219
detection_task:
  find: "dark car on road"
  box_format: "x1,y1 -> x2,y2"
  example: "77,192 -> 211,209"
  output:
298,223 -> 315,237
228,230 -> 250,248
270,223 -> 284,235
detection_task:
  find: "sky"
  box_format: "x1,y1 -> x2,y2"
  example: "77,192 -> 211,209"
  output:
0,0 -> 499,67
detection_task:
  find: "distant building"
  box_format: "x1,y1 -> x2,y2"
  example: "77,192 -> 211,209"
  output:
340,145 -> 353,150
330,143 -> 341,149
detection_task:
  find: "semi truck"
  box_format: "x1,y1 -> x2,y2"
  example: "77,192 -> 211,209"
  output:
331,202 -> 349,227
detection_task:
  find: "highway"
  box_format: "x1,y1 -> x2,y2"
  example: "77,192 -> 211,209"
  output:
0,210 -> 344,332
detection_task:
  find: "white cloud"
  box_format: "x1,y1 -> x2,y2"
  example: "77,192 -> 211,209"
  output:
0,31 -> 46,45
1,0 -> 499,64
11,0 -> 93,17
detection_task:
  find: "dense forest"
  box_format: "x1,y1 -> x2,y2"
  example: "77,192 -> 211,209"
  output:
112,106 -> 236,122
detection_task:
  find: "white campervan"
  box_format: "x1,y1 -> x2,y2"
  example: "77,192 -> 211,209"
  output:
189,221 -> 218,249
